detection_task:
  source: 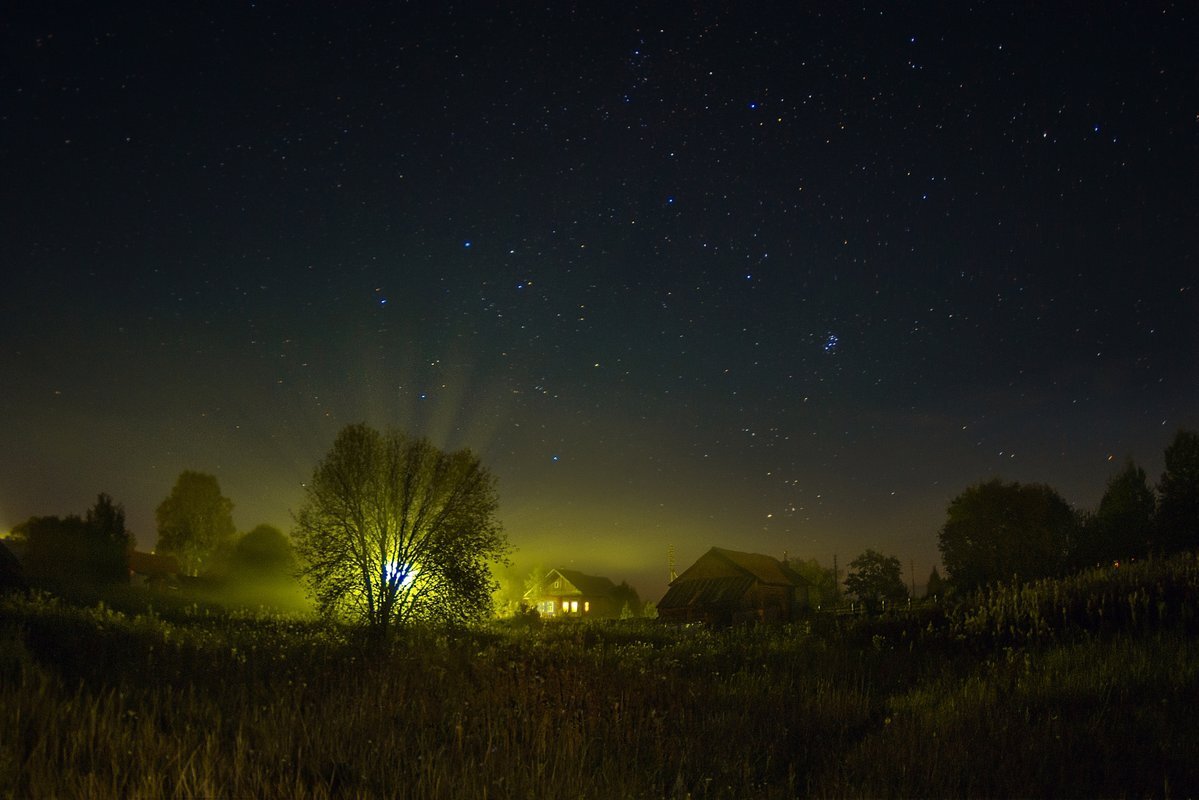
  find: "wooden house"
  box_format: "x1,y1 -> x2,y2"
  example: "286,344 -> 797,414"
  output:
658,547 -> 809,624
524,568 -> 621,619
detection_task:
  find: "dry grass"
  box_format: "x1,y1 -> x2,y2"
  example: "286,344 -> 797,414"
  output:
3,556 -> 1199,798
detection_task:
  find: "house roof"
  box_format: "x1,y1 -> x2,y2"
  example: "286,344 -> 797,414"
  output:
524,568 -> 618,599
675,547 -> 807,587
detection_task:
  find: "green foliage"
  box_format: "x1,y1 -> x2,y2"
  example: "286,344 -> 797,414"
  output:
845,549 -> 907,613
1157,428 -> 1199,554
948,553 -> 1199,644
155,471 -> 236,576
939,479 -> 1078,592
293,423 -> 511,633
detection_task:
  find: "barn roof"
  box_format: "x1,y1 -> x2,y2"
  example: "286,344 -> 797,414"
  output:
659,576 -> 754,609
673,547 -> 807,587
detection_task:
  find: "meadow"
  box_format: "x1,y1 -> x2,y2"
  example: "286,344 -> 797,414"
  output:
3,557 -> 1199,799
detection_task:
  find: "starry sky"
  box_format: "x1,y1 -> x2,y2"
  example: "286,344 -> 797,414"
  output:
2,2 -> 1196,598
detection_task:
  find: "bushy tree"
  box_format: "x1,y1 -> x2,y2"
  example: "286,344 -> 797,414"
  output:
13,494 -> 132,587
789,557 -> 840,608
84,493 -> 134,583
1157,429 -> 1199,555
14,515 -> 87,584
845,549 -> 907,613
938,479 -> 1078,592
612,580 -> 643,618
293,423 -> 510,634
155,471 -> 236,576
1085,459 -> 1156,564
231,524 -> 296,577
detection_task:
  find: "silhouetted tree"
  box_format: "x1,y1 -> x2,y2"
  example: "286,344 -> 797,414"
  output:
1157,429 -> 1199,555
12,494 -> 132,587
84,493 -> 134,584
1085,459 -> 1156,564
924,566 -> 946,601
845,549 -> 907,613
938,479 -> 1078,592
231,524 -> 296,577
293,423 -> 510,634
612,580 -> 643,618
155,471 -> 236,576
789,557 -> 840,608
14,515 -> 86,584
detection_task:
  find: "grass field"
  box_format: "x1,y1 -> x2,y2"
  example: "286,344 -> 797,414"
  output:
3,556 -> 1199,798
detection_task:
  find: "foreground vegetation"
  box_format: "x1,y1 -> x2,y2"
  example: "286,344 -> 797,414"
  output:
4,557 -> 1199,798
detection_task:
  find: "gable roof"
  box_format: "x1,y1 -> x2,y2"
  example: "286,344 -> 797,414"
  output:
524,568 -> 618,599
674,547 -> 806,587
551,568 -> 617,596
659,575 -> 753,609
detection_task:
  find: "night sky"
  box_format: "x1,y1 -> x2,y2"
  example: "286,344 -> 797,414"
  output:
3,3 -> 1196,598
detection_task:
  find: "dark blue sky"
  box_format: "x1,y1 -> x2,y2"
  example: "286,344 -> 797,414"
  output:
2,2 -> 1195,596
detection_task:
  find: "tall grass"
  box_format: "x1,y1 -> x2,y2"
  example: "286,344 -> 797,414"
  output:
3,555 -> 1199,798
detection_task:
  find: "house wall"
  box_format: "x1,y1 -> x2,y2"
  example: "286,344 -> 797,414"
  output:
530,594 -> 619,618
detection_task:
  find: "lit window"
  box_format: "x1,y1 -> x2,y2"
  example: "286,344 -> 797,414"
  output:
570,600 -> 579,613
584,601 -> 590,613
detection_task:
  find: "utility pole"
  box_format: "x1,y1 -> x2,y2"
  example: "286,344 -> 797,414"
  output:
910,559 -> 917,597
668,544 -> 677,584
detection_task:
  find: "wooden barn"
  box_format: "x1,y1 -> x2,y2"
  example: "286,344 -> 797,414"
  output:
524,568 -> 622,619
658,547 -> 809,624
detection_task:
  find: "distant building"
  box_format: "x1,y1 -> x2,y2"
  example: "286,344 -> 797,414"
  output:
128,550 -> 181,590
657,546 -> 809,624
524,568 -> 622,619
0,538 -> 29,594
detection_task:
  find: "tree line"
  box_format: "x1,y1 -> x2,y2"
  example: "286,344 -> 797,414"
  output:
817,429 -> 1199,613
937,428 -> 1199,595
6,472 -> 296,593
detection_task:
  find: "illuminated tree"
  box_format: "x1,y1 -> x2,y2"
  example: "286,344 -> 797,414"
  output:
293,423 -> 510,634
938,479 -> 1077,592
844,549 -> 907,613
155,471 -> 236,576
1157,429 -> 1199,555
